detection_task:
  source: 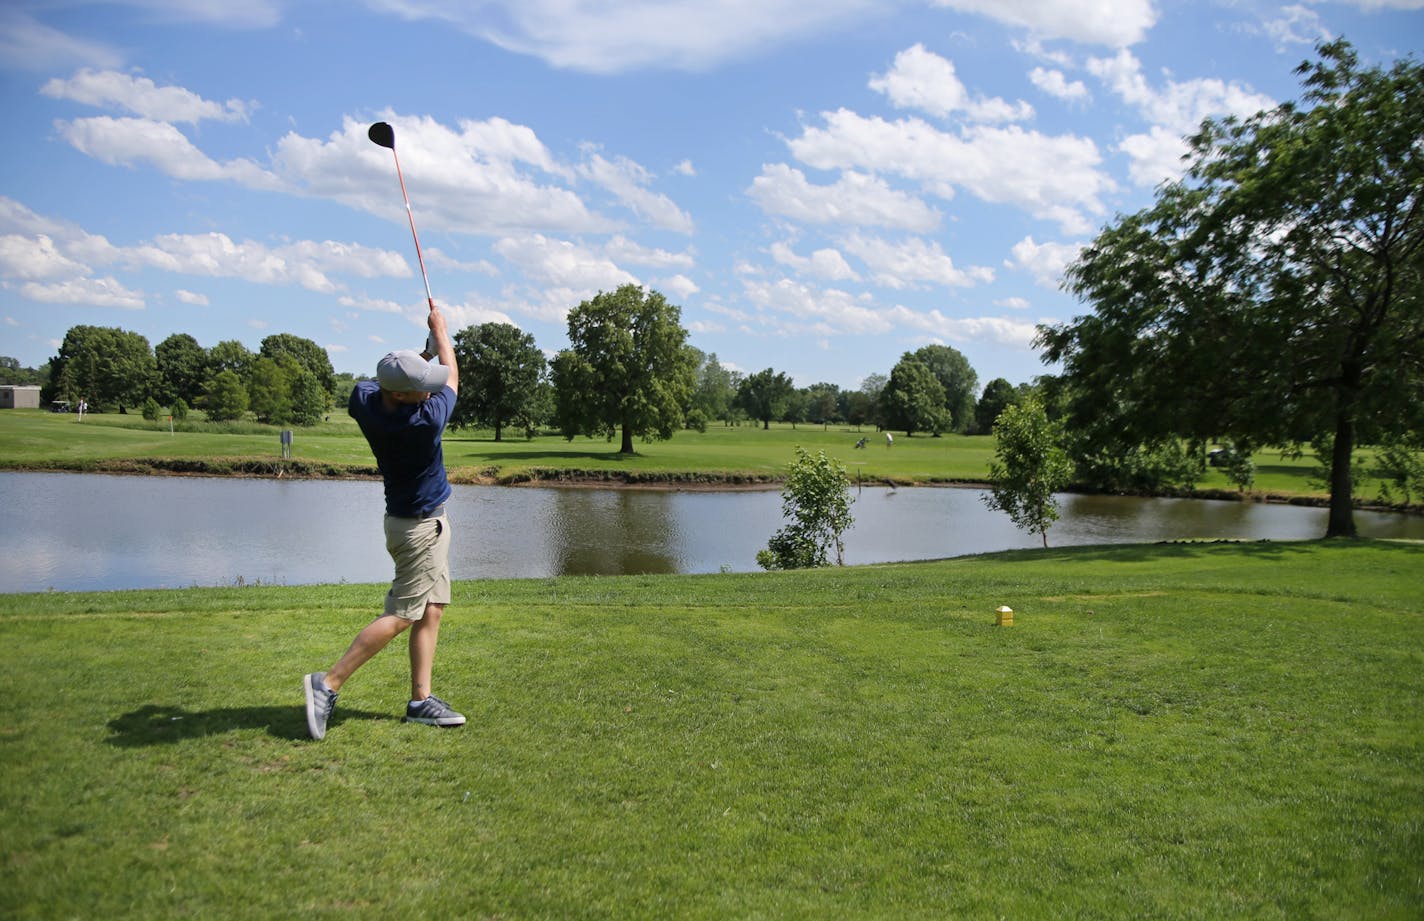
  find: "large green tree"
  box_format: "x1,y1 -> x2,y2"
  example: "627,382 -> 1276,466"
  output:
451,322 -> 546,441
881,356 -> 949,436
206,340 -> 255,379
247,357 -> 293,425
736,368 -> 795,430
260,333 -> 335,403
910,344 -> 978,433
204,370 -> 248,422
1040,41 -> 1424,538
45,326 -> 156,412
805,382 -> 841,428
155,333 -> 208,407
551,284 -> 697,454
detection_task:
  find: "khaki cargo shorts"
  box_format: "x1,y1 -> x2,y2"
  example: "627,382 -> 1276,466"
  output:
382,511 -> 451,621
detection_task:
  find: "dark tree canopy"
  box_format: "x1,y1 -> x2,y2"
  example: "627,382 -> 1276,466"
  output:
204,369 -> 248,422
737,368 -> 795,430
259,333 -> 335,400
974,377 -> 1020,435
1040,40 -> 1424,537
910,344 -> 978,433
207,340 -> 255,379
451,322 -> 546,441
805,382 -> 841,427
551,284 -> 697,454
45,325 -> 156,411
155,333 -> 208,406
881,355 -> 949,436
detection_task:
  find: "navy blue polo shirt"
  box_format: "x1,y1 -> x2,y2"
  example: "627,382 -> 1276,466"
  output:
348,380 -> 456,517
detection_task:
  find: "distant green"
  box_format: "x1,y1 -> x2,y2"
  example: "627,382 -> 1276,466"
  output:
2,540 -> 1420,919
0,408 -> 1393,502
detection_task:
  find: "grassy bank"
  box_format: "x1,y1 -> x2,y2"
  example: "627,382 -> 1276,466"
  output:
2,540 -> 1420,919
0,408 -> 1400,504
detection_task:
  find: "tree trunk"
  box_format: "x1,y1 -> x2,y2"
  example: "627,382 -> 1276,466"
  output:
1326,410 -> 1357,538
620,422 -> 634,455
494,423 -> 503,442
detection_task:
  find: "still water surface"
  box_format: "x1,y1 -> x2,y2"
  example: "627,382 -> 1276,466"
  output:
1,471 -> 1419,593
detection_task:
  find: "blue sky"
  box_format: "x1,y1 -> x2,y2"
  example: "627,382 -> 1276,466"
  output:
0,1 -> 1419,393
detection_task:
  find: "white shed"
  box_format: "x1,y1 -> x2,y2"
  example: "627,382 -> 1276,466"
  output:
0,385 -> 42,409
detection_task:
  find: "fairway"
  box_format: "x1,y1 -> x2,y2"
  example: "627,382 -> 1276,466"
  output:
0,408 -> 1402,503
2,540 -> 1420,919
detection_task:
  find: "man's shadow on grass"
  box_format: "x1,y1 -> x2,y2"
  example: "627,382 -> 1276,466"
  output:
105,703 -> 392,747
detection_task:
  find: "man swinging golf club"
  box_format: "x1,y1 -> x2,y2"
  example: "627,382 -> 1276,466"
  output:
303,305 -> 464,739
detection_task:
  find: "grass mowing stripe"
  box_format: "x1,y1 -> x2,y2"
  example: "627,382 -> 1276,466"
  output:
1,540 -> 1420,919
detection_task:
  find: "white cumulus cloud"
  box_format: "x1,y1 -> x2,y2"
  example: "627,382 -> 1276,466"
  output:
841,234 -> 995,289
21,275 -> 145,309
1006,235 -> 1084,288
787,109 -> 1112,234
369,0 -> 888,73
1029,66 -> 1091,102
928,0 -> 1157,47
55,116 -> 278,188
41,69 -> 255,123
748,164 -> 942,232
870,44 -> 1033,122
1086,49 -> 1278,186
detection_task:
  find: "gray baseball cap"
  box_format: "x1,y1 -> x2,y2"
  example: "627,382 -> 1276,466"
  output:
376,349 -> 449,393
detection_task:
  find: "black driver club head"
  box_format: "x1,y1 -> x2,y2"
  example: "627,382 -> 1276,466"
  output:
368,121 -> 395,149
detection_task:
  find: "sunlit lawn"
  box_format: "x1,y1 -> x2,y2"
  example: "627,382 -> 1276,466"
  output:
1,540 -> 1420,919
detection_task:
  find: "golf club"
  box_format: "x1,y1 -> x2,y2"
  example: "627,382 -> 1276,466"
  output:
368,121 -> 439,356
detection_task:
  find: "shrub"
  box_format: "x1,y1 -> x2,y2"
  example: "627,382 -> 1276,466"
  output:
757,447 -> 854,570
984,397 -> 1073,548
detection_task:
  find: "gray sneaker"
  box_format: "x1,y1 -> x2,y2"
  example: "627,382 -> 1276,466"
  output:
303,672 -> 338,740
404,695 -> 466,727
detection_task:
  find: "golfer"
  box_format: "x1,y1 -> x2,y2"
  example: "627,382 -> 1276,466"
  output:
304,305 -> 464,740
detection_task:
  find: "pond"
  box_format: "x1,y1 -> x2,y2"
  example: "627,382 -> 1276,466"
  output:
1,471 -> 1419,593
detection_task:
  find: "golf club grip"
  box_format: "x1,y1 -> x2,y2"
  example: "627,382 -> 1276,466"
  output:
426,299 -> 438,358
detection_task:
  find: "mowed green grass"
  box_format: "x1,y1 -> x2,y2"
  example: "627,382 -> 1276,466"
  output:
0,408 -> 1394,500
2,541 -> 1420,919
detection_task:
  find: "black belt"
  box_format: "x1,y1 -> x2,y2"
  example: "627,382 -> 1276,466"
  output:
391,505 -> 445,520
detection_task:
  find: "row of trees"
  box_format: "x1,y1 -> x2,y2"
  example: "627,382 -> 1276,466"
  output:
455,290 -> 1039,450
40,282 -> 1029,442
450,284 -> 1025,446
454,284 -> 1030,447
0,356 -> 47,387
43,328 -> 339,425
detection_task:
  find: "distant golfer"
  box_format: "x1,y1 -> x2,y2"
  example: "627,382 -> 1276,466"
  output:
304,305 -> 464,740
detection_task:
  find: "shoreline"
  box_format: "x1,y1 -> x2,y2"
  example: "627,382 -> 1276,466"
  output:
1,456 -> 1419,515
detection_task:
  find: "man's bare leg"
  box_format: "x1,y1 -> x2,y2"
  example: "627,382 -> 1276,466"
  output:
408,602 -> 444,700
324,614 -> 412,692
